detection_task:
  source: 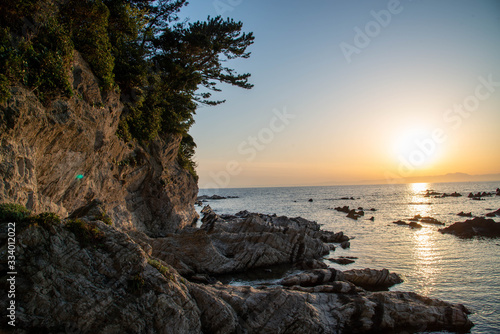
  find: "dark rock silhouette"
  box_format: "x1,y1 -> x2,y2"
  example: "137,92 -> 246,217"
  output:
439,217 -> 500,238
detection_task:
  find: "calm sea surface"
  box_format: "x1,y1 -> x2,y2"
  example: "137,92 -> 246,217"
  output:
198,181 -> 500,334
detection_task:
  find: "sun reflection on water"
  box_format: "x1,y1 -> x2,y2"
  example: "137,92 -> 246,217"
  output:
412,227 -> 441,296
407,183 -> 433,218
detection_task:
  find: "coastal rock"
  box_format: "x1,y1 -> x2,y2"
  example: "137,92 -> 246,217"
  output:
409,222 -> 423,229
335,205 -> 351,213
409,215 -> 444,225
343,268 -> 403,290
468,191 -> 495,199
341,241 -> 351,249
439,217 -> 500,238
0,219 -> 202,333
277,268 -> 345,287
295,259 -> 329,270
135,211 -> 337,276
0,210 -> 473,334
393,220 -> 408,226
193,280 -> 473,334
441,192 -> 462,198
329,257 -> 356,265
457,211 -> 473,217
485,208 -> 500,217
197,194 -> 230,200
0,52 -> 198,236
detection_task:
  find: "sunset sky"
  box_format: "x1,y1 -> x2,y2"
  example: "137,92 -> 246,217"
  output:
181,0 -> 500,189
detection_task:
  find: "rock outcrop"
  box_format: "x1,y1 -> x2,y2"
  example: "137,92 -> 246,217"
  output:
343,268 -> 403,290
194,282 -> 472,334
0,218 -> 202,333
439,217 -> 500,238
0,52 -> 198,236
131,208 -> 347,276
0,215 -> 474,334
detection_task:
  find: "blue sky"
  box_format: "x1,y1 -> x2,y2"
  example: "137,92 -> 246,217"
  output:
178,0 -> 500,189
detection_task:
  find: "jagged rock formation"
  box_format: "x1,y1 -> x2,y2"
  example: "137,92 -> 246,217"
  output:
194,284 -> 472,334
0,214 -> 473,334
131,208 -> 347,276
0,52 -> 198,236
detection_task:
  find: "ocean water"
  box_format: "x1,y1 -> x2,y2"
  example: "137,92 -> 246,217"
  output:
198,181 -> 500,334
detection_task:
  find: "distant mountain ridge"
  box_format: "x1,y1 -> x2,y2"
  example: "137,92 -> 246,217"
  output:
367,172 -> 500,185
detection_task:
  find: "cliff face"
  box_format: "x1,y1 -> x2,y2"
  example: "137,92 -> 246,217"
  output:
0,51 -> 198,236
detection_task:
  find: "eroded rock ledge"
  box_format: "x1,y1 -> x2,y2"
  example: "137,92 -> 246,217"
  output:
0,205 -> 474,333
130,206 -> 349,276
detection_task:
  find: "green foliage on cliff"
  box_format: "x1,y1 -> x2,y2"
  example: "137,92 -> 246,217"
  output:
0,0 -> 254,178
0,203 -> 62,232
66,219 -> 105,247
0,203 -> 31,223
148,258 -> 174,280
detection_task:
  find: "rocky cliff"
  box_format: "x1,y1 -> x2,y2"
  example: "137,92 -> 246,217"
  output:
0,51 -> 198,236
0,50 -> 474,334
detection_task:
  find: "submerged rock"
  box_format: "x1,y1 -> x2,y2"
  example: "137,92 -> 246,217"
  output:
409,215 -> 444,225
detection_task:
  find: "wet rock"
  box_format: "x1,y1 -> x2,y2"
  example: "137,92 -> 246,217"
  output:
419,216 -> 444,225
409,222 -> 423,229
457,211 -> 473,217
277,268 -> 345,287
485,208 -> 500,217
393,220 -> 408,226
341,241 -> 351,249
409,215 -> 444,225
439,217 -> 500,238
335,205 -> 351,213
441,192 -> 462,198
329,257 -> 356,265
343,268 -> 403,290
197,194 -> 227,200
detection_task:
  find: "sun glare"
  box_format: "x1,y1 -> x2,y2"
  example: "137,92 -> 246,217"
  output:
393,128 -> 442,170
411,182 -> 428,193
